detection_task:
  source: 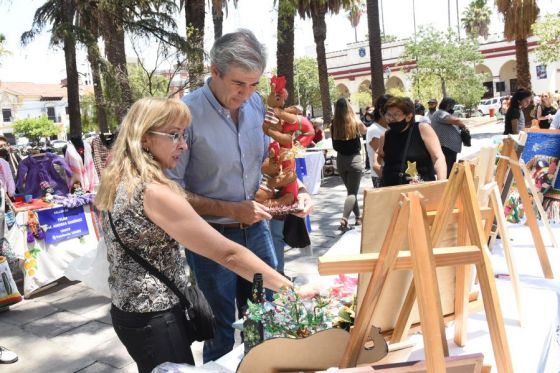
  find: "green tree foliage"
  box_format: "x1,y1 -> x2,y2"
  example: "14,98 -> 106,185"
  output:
128,64 -> 170,101
462,0 -> 491,40
402,27 -> 486,106
80,93 -> 104,134
350,91 -> 372,110
293,57 -> 337,115
533,13 -> 560,64
13,116 -> 60,140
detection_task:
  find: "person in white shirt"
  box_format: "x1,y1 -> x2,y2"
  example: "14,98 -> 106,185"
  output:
551,110 -> 560,130
366,94 -> 392,187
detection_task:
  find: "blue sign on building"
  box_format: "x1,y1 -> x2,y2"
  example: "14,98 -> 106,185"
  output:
359,47 -> 366,57
37,206 -> 90,244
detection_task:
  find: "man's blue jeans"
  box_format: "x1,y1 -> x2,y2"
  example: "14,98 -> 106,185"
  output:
186,221 -> 277,363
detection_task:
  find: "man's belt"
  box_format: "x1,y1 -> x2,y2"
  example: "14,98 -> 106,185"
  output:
208,222 -> 254,230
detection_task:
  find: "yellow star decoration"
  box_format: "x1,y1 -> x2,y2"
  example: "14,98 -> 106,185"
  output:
405,161 -> 418,178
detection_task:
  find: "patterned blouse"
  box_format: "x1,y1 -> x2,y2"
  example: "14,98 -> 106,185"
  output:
102,182 -> 188,313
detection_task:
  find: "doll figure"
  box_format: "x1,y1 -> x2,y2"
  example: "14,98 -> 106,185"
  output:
255,76 -> 315,211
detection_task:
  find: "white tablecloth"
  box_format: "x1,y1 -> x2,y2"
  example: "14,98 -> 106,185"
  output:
302,151 -> 325,195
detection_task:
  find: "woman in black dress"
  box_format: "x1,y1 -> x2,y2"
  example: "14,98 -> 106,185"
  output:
536,92 -> 557,129
504,89 -> 532,135
375,97 -> 446,186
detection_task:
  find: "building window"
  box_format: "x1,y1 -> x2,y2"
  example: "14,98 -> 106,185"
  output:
2,109 -> 11,123
47,107 -> 56,122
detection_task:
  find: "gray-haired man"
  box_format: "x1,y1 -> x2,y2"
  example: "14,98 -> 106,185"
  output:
169,29 -> 312,362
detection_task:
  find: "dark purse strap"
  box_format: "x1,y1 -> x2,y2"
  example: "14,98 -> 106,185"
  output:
107,212 -> 192,310
399,122 -> 415,175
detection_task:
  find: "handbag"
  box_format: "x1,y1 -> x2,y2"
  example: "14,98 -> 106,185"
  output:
282,214 -> 311,248
107,213 -> 215,342
460,128 -> 471,147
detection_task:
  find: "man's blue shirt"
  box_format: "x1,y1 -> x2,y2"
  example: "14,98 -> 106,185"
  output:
167,79 -> 268,223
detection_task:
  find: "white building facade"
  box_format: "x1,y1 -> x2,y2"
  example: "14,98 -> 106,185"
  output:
327,35 -> 560,103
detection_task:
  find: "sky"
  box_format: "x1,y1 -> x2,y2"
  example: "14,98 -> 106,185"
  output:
1,0 -> 559,84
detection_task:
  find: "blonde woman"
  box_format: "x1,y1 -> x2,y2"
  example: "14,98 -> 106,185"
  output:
331,97 -> 367,231
536,92 -> 557,129
95,97 -> 291,373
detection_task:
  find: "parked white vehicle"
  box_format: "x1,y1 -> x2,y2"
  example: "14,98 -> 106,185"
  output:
477,97 -> 505,116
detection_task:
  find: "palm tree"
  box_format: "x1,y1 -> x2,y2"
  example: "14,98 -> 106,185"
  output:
462,0 -> 491,40
496,0 -> 538,90
347,1 -> 364,43
183,0 -> 206,89
366,0 -> 385,103
22,0 -> 83,138
76,2 -> 108,133
294,0 -> 353,124
276,0 -> 296,107
97,1 -> 187,122
211,0 -> 238,40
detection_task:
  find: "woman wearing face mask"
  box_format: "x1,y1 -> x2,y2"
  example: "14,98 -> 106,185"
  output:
375,97 -> 446,187
429,97 -> 467,177
505,89 -> 532,135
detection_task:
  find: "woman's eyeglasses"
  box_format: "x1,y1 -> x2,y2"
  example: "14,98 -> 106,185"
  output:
149,131 -> 186,144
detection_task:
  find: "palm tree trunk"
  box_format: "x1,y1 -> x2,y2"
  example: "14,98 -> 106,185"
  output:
515,38 -> 531,91
185,0 -> 206,89
86,44 -> 108,133
366,0 -> 385,104
62,0 -> 82,138
441,78 -> 447,97
277,0 -> 295,107
212,3 -> 223,40
101,9 -> 133,122
311,8 -> 332,124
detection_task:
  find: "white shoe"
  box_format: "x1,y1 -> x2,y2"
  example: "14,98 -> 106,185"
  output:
0,347 -> 18,364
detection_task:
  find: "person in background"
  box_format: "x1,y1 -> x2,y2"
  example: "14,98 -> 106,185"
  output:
167,30 -> 313,362
550,110 -> 560,130
0,137 -> 15,196
331,97 -> 367,231
426,98 -> 437,120
499,96 -> 510,116
362,109 -> 374,172
536,92 -> 557,129
430,97 -> 467,177
310,117 -> 324,146
375,97 -> 446,186
367,94 -> 392,188
504,89 -> 532,135
415,102 -> 431,124
95,97 -> 292,373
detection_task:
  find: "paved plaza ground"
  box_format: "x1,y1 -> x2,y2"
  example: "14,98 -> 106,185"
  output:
0,117 -> 503,372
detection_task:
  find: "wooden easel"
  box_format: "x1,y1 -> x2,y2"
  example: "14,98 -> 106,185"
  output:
475,146 -> 524,326
495,137 -> 556,279
320,163 -> 513,372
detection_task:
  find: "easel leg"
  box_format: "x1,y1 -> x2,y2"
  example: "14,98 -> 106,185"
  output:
510,162 -> 554,279
454,191 -> 470,347
408,192 -> 447,371
490,185 -> 524,326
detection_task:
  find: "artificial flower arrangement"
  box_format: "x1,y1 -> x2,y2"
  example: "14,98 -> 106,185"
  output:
245,274 -> 358,339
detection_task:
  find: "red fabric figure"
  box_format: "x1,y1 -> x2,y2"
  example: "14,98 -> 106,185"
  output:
256,76 -> 314,211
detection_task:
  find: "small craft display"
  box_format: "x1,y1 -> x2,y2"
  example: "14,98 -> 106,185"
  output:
521,129 -> 560,221
255,75 -> 315,215
244,274 -> 357,340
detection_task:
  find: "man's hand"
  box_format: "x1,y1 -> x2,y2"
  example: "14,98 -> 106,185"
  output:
293,191 -> 313,218
231,200 -> 272,225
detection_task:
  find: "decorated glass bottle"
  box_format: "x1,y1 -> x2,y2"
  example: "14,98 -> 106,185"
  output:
243,273 -> 264,354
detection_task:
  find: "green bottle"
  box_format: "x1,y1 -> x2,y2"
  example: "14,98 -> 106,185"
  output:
243,273 -> 264,354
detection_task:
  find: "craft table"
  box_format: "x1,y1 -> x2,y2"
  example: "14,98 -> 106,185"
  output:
6,203 -> 100,296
